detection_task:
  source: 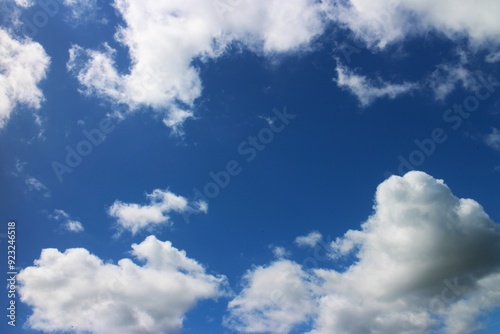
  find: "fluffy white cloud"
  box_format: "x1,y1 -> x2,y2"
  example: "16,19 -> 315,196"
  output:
314,171 -> 500,333
108,189 -> 207,235
225,260 -> 317,334
227,171 -> 500,333
335,62 -> 417,106
330,0 -> 500,49
19,235 -> 227,334
295,231 -> 322,248
67,0 -> 326,132
484,128 -> 500,151
0,28 -> 50,128
50,209 -> 84,232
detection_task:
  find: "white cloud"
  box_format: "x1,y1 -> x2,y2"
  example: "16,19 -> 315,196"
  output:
0,28 -> 50,129
50,209 -> 84,232
108,189 -> 207,235
25,177 -> 50,197
67,0 -> 326,132
484,128 -> 500,151
295,231 -> 322,248
19,235 -> 227,334
426,49 -> 480,101
162,106 -> 195,136
65,220 -> 84,232
271,246 -> 290,259
14,0 -> 34,8
335,62 -> 417,106
329,0 -> 500,49
225,260 -> 317,334
62,0 -> 102,24
227,171 -> 500,333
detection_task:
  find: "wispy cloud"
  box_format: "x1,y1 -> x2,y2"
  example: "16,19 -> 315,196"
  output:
335,62 -> 417,107
484,128 -> 500,151
25,177 -> 50,198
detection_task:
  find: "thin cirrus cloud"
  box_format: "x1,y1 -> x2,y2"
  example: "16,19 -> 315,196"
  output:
66,0 -> 327,133
226,171 -> 500,333
18,235 -> 228,334
0,28 -> 50,129
334,62 -> 418,107
107,188 -> 207,235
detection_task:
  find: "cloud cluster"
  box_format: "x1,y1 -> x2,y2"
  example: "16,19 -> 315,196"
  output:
226,171 -> 500,333
67,0 -> 327,132
335,62 -> 417,106
0,28 -> 50,129
18,235 -> 227,334
18,172 -> 500,333
108,189 -> 207,235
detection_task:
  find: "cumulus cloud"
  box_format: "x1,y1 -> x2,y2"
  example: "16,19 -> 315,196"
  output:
108,189 -> 207,235
227,171 -> 500,333
335,62 -> 417,106
225,260 -> 317,334
329,0 -> 500,49
0,28 -> 50,129
50,209 -> 84,233
67,0 -> 326,132
484,128 -> 500,151
19,235 -> 227,334
295,231 -> 322,248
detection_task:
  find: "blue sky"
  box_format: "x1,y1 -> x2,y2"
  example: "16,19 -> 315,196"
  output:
1,0 -> 500,333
